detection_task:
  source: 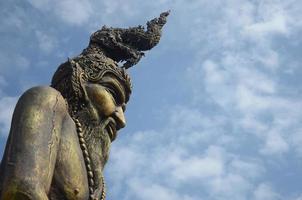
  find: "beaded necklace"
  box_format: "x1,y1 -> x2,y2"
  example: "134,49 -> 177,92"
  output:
73,117 -> 106,200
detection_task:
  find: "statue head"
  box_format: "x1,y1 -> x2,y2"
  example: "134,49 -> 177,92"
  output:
51,57 -> 132,179
51,57 -> 131,138
51,10 -> 169,127
50,11 -> 169,173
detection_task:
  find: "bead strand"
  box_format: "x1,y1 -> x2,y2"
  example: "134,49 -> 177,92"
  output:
101,175 -> 106,200
74,118 -> 97,200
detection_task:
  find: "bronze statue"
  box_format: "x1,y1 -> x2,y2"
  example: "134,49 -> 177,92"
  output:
0,11 -> 169,200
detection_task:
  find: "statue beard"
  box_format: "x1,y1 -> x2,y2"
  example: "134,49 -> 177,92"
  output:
76,108 -> 112,190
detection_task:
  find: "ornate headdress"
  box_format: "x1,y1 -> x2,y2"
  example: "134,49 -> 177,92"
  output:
51,11 -> 169,113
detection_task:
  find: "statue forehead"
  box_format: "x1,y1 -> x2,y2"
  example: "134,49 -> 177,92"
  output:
80,58 -> 132,91
86,71 -> 131,103
99,73 -> 123,84
99,74 -> 126,92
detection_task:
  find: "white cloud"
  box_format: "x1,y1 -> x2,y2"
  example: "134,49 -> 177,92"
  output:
27,0 -> 50,10
0,96 -> 18,137
243,11 -> 289,37
54,0 -> 92,26
0,52 -> 30,71
229,159 -> 265,179
0,76 -> 7,87
239,115 -> 269,136
27,0 -> 93,26
128,179 -> 196,200
35,31 -> 58,53
15,55 -> 30,70
0,8 -> 24,31
253,183 -> 281,200
235,85 -> 271,112
201,59 -> 234,108
199,57 -> 300,155
260,131 -> 289,155
208,174 -> 251,200
171,146 -> 225,181
184,0 -> 302,159
295,195 -> 302,200
290,128 -> 302,156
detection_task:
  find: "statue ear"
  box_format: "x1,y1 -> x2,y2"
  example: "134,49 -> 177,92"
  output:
68,60 -> 88,112
76,64 -> 89,103
74,62 -> 101,123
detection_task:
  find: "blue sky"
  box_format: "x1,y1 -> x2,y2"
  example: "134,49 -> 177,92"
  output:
1,0 -> 302,199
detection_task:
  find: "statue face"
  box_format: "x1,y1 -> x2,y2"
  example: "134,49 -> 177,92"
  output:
83,75 -> 127,142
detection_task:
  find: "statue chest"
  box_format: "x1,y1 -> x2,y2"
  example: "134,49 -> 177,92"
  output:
49,119 -> 89,200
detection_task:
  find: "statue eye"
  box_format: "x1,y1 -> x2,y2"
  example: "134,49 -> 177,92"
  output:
106,87 -> 118,103
100,81 -> 125,105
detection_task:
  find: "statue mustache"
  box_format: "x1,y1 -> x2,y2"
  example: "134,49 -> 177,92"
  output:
99,117 -> 115,130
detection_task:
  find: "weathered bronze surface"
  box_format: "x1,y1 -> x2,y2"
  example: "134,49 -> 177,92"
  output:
0,11 -> 169,200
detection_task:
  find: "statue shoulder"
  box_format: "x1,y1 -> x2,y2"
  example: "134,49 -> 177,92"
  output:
0,86 -> 68,199
17,86 -> 68,116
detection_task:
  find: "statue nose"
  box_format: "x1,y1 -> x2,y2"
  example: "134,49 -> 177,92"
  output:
113,106 -> 126,130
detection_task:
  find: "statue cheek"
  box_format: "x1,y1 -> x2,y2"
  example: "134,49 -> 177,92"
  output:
94,92 -> 116,116
85,84 -> 116,116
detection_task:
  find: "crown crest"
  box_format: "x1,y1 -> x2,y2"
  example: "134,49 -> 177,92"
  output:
89,11 -> 170,69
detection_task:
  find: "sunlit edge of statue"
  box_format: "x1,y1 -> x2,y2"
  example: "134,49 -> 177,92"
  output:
0,11 -> 169,200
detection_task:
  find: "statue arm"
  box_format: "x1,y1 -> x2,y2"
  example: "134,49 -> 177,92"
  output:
0,86 -> 67,200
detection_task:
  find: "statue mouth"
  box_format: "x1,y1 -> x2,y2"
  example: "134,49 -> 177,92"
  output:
106,119 -> 117,142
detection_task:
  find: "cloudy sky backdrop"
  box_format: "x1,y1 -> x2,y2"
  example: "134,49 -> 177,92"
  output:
1,0 -> 302,199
